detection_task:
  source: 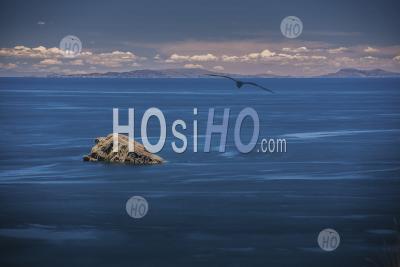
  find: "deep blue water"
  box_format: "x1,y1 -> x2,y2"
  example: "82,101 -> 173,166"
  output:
0,78 -> 399,266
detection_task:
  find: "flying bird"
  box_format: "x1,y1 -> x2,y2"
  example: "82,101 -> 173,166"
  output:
206,74 -> 274,93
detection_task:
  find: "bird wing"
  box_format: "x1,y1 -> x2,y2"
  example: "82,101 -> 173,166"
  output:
243,82 -> 274,93
205,74 -> 238,82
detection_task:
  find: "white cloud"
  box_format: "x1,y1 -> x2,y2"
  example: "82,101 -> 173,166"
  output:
221,55 -> 241,62
0,45 -> 143,68
260,49 -> 276,58
275,53 -> 308,61
360,56 -> 378,61
364,46 -> 379,53
166,53 -> 217,63
311,55 -> 327,60
37,21 -> 45,25
39,59 -> 62,65
79,50 -> 142,68
247,53 -> 260,59
213,65 -> 224,71
167,54 -> 190,62
183,63 -> 204,69
190,53 -> 217,61
222,49 -> 276,62
282,47 -> 309,53
393,55 -> 400,62
0,46 -> 64,58
220,48 -> 329,64
327,47 -> 348,54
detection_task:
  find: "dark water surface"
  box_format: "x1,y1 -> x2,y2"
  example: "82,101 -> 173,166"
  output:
0,78 -> 399,266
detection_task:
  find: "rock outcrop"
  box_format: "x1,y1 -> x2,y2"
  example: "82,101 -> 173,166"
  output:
83,134 -> 164,164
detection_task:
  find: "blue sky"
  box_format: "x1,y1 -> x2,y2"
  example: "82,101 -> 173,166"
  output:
1,0 -> 400,76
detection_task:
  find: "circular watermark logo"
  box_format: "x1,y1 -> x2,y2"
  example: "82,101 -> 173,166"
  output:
280,16 -> 303,38
318,228 -> 340,251
125,196 -> 149,219
59,35 -> 82,58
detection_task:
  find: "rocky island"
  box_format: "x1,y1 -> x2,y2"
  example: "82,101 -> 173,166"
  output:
83,134 -> 164,164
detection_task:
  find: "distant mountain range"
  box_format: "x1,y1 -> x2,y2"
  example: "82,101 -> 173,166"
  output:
52,68 -> 400,78
54,68 -> 284,78
67,68 -> 221,78
319,68 -> 400,78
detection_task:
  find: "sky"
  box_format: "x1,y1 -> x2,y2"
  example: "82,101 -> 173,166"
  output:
0,0 -> 400,76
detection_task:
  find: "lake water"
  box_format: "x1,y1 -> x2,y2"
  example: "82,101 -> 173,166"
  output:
0,78 -> 399,266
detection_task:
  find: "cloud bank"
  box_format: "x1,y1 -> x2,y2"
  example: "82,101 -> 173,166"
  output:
1,41 -> 400,76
